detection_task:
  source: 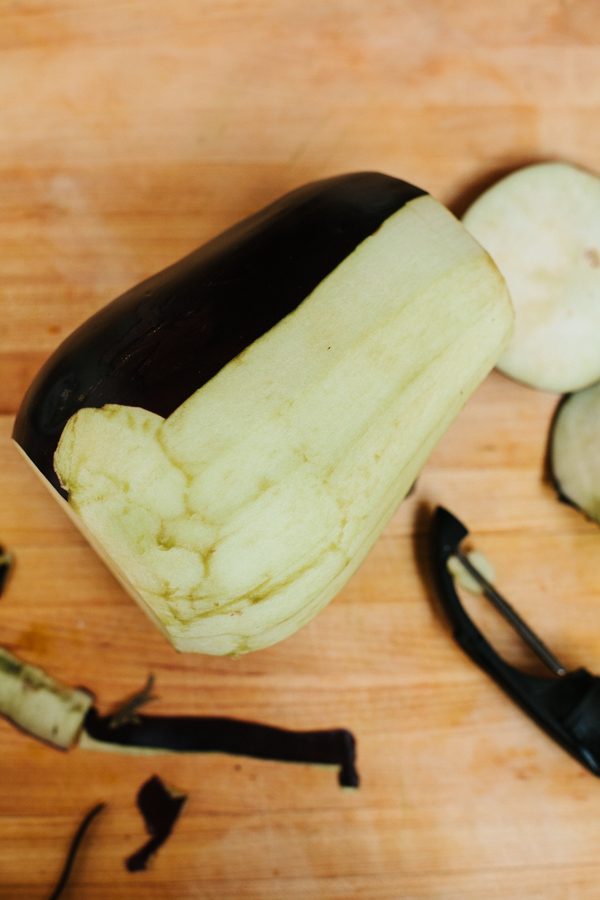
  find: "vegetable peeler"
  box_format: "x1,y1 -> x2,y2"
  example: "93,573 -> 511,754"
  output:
431,505 -> 600,777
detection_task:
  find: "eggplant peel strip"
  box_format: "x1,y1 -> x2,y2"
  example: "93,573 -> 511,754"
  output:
0,649 -> 358,787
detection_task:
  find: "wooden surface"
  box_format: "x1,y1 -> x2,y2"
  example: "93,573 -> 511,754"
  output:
3,2 -> 600,897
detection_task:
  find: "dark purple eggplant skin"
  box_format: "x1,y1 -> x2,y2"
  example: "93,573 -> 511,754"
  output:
13,171 -> 425,497
548,394 -> 579,510
84,707 -> 359,787
548,392 -> 599,519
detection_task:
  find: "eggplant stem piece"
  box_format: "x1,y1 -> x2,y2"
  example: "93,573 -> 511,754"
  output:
109,674 -> 157,728
47,802 -> 105,900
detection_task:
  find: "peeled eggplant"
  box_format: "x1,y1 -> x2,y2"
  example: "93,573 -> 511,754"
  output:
462,162 -> 600,393
13,172 -> 513,655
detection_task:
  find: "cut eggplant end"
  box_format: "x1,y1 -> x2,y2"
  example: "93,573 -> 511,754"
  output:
463,161 -> 600,393
15,173 -> 513,655
0,648 -> 94,749
550,382 -> 600,523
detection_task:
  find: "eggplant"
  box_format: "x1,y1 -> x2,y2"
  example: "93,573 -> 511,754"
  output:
462,162 -> 600,393
550,382 -> 600,523
13,172 -> 513,655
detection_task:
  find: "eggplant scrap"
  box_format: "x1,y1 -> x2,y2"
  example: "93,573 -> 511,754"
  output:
47,778 -> 186,898
0,642 -> 358,892
13,171 -> 513,657
47,802 -> 105,900
0,648 -> 358,786
1,651 -> 357,893
126,775 -> 187,873
46,777 -> 187,897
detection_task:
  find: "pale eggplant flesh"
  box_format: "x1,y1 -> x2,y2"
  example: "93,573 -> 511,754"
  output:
13,172 -> 513,655
462,161 -> 600,394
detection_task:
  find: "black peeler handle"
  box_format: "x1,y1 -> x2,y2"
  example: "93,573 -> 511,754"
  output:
431,506 -> 600,777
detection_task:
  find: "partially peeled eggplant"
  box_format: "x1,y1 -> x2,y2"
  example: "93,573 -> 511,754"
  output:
13,172 -> 513,655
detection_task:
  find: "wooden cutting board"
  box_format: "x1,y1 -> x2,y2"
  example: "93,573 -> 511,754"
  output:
3,2 -> 600,897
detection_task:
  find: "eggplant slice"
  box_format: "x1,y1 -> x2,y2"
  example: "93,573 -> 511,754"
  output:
463,162 -> 600,393
550,382 -> 600,522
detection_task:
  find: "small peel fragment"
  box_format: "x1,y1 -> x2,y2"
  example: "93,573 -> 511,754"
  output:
48,803 -> 105,900
126,775 -> 187,872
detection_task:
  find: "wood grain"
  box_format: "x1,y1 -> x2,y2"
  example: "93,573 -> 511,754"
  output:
3,2 -> 600,897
